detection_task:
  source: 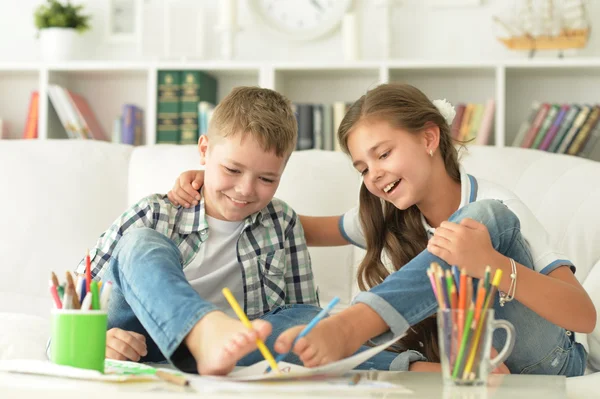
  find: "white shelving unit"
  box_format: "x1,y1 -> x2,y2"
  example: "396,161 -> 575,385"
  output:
1,59 -> 600,160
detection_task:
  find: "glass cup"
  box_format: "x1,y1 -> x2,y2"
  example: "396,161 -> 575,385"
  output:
51,309 -> 107,373
437,309 -> 515,386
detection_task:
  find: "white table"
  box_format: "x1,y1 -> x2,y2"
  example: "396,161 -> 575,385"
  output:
0,369 -> 580,399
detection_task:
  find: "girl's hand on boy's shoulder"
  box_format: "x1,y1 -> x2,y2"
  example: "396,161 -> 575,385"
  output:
426,218 -> 496,279
167,170 -> 204,208
106,328 -> 148,362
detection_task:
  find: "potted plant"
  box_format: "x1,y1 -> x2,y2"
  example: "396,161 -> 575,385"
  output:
34,0 -> 91,61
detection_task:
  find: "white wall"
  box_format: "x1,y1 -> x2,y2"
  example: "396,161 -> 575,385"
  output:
0,0 -> 599,63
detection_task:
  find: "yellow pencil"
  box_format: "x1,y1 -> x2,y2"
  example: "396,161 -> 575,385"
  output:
222,288 -> 280,374
462,269 -> 503,378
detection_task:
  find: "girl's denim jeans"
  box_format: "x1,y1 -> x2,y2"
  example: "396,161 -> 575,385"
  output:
354,199 -> 587,376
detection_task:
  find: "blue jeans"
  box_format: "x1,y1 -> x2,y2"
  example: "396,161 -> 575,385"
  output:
102,228 -> 402,373
354,199 -> 587,377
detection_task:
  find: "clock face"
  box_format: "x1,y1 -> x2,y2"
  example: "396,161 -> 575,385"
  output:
249,0 -> 353,40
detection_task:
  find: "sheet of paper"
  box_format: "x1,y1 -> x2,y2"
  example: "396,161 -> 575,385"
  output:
220,335 -> 401,381
0,359 -> 156,382
188,373 -> 412,394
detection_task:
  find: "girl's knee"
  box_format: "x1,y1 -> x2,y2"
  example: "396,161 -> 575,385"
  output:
452,200 -> 520,230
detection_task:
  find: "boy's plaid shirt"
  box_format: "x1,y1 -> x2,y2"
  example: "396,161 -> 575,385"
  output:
76,194 -> 319,319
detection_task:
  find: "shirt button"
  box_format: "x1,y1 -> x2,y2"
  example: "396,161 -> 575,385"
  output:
566,331 -> 572,337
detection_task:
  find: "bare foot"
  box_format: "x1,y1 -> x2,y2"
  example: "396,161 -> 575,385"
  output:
184,311 -> 272,375
274,316 -> 359,368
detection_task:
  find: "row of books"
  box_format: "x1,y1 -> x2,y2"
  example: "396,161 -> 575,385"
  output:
450,100 -> 495,145
293,102 -> 350,151
156,70 -> 217,144
512,102 -> 600,158
175,97 -> 351,152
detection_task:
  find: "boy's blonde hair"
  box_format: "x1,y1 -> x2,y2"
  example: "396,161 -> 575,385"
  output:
207,86 -> 297,158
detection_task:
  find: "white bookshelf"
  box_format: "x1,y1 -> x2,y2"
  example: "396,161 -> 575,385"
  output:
1,59 -> 600,160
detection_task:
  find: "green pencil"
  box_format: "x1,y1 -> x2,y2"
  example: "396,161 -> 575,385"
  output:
90,280 -> 100,310
452,303 -> 475,379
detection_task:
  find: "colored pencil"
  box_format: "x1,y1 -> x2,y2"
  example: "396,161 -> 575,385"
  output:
222,288 -> 280,374
85,249 -> 92,295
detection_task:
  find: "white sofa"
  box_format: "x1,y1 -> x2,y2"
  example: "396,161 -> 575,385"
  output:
0,140 -> 598,394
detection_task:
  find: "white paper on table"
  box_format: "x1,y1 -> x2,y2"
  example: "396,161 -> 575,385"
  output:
215,335 -> 402,382
0,359 -> 157,382
188,373 -> 411,394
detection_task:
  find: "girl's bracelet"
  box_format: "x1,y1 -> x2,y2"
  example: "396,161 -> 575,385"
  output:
499,257 -> 517,307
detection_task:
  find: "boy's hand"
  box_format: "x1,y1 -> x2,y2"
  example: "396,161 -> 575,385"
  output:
167,170 -> 205,208
106,328 -> 148,361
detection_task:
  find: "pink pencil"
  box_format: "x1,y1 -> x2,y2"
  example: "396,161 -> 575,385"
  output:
49,281 -> 62,309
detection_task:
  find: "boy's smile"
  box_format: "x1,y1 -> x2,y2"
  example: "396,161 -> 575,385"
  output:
199,134 -> 286,221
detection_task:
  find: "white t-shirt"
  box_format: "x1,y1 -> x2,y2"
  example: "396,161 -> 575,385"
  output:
339,166 -> 574,275
184,215 -> 245,317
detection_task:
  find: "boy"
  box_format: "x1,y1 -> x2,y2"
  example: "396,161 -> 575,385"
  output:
76,87 -> 320,376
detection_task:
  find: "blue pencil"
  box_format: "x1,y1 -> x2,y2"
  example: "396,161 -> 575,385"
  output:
266,296 -> 340,372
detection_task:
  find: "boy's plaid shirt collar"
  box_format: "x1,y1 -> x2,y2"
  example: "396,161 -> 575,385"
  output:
81,194 -> 318,320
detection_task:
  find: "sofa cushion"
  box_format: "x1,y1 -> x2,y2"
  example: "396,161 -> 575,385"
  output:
0,313 -> 49,361
0,140 -> 133,318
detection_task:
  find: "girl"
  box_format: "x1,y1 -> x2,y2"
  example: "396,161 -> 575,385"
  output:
168,83 -> 595,376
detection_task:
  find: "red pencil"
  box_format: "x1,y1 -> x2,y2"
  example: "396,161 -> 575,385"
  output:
85,249 -> 91,294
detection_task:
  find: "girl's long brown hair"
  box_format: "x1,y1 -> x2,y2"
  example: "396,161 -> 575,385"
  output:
338,83 -> 462,363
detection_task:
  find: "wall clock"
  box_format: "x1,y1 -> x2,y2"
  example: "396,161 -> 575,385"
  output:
248,0 -> 353,40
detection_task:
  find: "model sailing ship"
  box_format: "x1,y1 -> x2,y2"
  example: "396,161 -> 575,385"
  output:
493,0 -> 590,57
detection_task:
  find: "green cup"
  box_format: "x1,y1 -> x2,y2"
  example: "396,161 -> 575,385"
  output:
51,309 -> 107,373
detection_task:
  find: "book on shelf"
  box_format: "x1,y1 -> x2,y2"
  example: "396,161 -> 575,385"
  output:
446,100 -> 494,145
451,104 -> 466,140
23,91 -> 39,139
65,89 -> 108,141
538,104 -> 569,151
531,104 -> 560,149
521,103 -> 550,149
156,71 -> 181,144
156,70 -> 217,145
512,102 -> 540,147
288,101 -> 352,152
547,105 -> 580,152
121,104 -> 145,146
556,105 -> 591,154
47,84 -> 107,141
180,71 -> 217,145
475,99 -> 496,145
198,101 -> 215,136
578,113 -> 600,159
295,104 -> 314,150
513,101 -> 600,158
567,105 -> 600,155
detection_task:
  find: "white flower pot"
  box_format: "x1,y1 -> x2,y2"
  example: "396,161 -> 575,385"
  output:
39,28 -> 78,62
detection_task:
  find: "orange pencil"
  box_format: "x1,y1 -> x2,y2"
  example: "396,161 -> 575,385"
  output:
85,249 -> 91,294
473,279 -> 487,323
